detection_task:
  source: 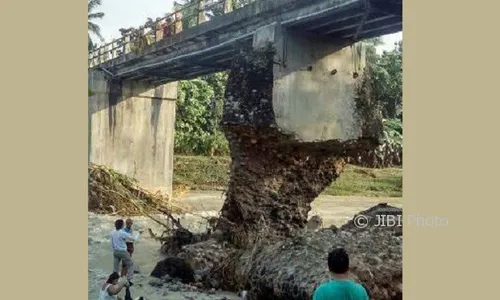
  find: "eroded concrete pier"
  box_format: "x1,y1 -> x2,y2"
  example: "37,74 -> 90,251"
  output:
217,24 -> 383,245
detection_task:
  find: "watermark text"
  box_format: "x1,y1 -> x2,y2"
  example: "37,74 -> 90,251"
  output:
353,214 -> 449,228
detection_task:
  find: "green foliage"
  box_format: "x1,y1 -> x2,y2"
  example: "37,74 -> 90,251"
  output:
175,78 -> 229,156
88,0 -> 105,50
363,40 -> 403,119
349,117 -> 402,168
173,156 -> 402,197
175,1 -> 199,29
202,71 -> 228,129
382,118 -> 402,147
347,38 -> 403,167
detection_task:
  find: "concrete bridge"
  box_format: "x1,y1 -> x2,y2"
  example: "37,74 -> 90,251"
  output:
88,0 -> 402,196
89,0 -> 401,82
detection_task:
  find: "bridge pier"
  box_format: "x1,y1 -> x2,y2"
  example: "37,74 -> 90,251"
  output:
88,70 -> 177,197
217,24 -> 382,245
254,23 -> 369,142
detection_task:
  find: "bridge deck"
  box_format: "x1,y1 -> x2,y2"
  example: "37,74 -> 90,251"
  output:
89,0 -> 401,83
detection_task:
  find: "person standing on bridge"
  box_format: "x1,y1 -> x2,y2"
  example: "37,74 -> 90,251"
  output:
155,18 -> 164,41
163,16 -> 174,38
312,248 -> 369,300
111,219 -> 140,286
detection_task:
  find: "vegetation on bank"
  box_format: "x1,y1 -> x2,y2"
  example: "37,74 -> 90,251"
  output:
173,156 -> 402,197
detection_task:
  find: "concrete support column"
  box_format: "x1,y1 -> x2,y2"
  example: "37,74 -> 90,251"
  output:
253,23 -> 369,143
88,70 -> 177,197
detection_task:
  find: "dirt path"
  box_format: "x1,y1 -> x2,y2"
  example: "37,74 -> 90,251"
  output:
178,191 -> 403,227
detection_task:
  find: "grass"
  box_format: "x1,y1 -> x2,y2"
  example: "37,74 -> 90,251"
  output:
326,165 -> 402,197
173,155 -> 402,197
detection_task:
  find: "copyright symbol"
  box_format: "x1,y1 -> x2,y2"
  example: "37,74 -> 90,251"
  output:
354,214 -> 368,228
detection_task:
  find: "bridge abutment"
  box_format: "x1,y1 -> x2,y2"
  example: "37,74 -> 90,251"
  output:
88,70 -> 177,197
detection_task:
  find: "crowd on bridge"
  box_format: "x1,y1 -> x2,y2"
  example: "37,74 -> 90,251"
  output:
91,1 -> 218,62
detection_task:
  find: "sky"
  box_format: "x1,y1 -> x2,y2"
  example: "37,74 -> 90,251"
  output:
94,0 -> 402,53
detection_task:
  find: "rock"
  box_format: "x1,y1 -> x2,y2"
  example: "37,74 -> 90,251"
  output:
329,224 -> 339,233
150,257 -> 195,284
148,278 -> 164,287
208,278 -> 220,289
226,206 -> 403,300
306,215 -> 323,231
394,226 -> 403,236
170,284 -> 180,292
162,274 -> 172,281
237,290 -> 248,299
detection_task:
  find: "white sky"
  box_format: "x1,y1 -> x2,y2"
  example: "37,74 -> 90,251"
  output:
95,0 -> 402,52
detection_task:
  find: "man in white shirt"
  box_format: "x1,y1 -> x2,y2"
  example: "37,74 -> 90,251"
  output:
111,219 -> 140,285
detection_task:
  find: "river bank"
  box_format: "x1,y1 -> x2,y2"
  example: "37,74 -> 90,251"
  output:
88,192 -> 402,300
173,156 -> 402,197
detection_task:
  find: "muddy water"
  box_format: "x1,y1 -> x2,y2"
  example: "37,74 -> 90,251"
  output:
181,191 -> 403,227
88,211 -> 239,300
88,192 -> 402,300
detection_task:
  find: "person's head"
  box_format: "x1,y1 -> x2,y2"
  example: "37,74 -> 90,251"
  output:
115,219 -> 124,230
125,218 -> 133,229
106,272 -> 120,284
327,248 -> 350,274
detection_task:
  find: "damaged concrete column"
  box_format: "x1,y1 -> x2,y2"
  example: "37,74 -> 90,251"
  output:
88,70 -> 177,197
218,23 -> 383,246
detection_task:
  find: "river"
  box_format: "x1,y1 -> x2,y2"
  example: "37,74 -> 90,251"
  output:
88,191 -> 402,300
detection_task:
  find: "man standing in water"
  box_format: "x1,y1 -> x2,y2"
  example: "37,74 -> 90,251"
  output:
111,219 -> 140,286
121,218 -> 135,277
313,248 -> 370,300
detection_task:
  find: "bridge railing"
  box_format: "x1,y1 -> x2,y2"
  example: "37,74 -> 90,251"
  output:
88,0 -> 255,69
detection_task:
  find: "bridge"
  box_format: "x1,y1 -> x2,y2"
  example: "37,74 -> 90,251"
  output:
88,0 -> 402,197
89,0 -> 402,82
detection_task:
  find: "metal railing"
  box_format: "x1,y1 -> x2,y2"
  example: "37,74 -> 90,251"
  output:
88,0 -> 255,68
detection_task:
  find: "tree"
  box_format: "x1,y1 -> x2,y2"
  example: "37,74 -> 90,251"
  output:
88,0 -> 105,51
175,79 -> 229,156
362,38 -> 402,120
363,37 -> 383,64
371,41 -> 402,119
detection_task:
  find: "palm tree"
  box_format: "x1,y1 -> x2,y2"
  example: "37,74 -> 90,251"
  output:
88,0 -> 105,51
